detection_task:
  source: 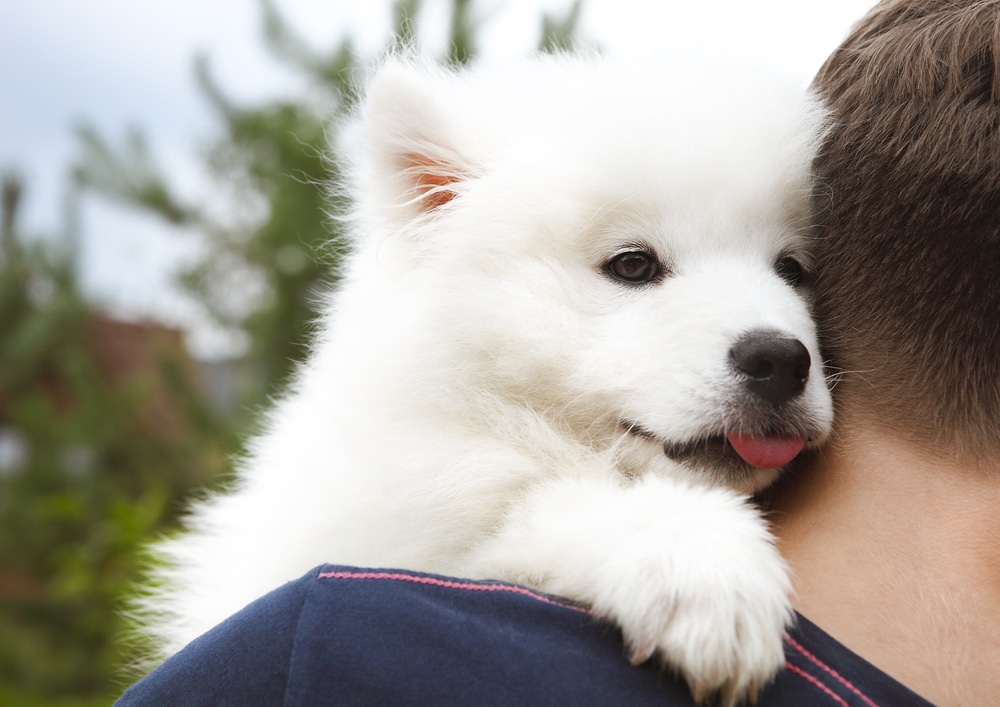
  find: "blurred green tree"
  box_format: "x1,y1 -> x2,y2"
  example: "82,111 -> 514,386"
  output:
0,173 -> 231,705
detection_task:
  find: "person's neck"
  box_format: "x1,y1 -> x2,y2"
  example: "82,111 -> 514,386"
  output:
771,415 -> 1000,707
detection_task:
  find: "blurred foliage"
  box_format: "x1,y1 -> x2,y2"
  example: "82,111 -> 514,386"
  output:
0,172 -> 232,704
2,0 -> 583,703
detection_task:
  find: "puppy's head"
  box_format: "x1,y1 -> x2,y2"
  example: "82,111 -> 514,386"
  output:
342,55 -> 833,494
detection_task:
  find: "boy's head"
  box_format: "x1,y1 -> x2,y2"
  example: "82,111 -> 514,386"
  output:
812,0 -> 1000,458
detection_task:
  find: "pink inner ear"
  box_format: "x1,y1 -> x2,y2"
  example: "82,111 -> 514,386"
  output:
402,153 -> 462,211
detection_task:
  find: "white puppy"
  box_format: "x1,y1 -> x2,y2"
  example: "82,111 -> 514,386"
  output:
138,55 -> 832,704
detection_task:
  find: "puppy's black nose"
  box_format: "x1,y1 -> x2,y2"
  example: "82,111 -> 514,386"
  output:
730,330 -> 811,406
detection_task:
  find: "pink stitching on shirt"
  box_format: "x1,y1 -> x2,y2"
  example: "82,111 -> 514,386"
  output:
784,634 -> 880,707
786,662 -> 851,707
317,569 -> 593,614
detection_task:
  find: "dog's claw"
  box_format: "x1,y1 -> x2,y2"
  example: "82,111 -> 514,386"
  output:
628,642 -> 655,666
686,678 -> 763,707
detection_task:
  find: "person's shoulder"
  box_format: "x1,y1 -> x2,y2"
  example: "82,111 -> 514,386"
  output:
116,565 -> 933,706
116,565 -> 694,706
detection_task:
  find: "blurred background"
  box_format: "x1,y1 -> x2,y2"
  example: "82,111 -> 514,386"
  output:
1,0 -> 874,704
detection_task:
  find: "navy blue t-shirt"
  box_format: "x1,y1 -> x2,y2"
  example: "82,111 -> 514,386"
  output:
116,565 -> 935,706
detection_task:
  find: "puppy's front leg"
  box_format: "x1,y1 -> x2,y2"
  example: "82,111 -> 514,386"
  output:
470,474 -> 791,706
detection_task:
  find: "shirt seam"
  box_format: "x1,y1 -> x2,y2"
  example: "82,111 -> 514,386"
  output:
785,662 -> 852,706
282,572 -> 320,707
316,568 -> 593,615
784,633 -> 881,707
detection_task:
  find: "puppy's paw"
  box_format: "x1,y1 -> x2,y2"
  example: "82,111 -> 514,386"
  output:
597,505 -> 792,706
471,475 -> 791,705
622,568 -> 789,706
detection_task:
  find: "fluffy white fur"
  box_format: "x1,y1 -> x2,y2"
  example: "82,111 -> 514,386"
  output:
138,54 -> 833,704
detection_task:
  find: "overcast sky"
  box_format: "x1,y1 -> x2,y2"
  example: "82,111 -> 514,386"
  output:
0,0 -> 877,357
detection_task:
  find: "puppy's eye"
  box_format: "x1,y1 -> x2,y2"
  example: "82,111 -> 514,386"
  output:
775,255 -> 807,288
605,251 -> 661,285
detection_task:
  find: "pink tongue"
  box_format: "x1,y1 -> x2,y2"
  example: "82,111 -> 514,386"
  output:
725,432 -> 806,469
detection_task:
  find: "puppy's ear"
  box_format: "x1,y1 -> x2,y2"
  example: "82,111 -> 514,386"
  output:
354,60 -> 481,220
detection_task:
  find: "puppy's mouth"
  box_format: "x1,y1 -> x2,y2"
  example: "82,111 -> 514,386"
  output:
622,420 -> 809,471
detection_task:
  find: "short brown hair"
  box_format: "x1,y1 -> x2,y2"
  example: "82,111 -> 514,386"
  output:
812,0 -> 1000,457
